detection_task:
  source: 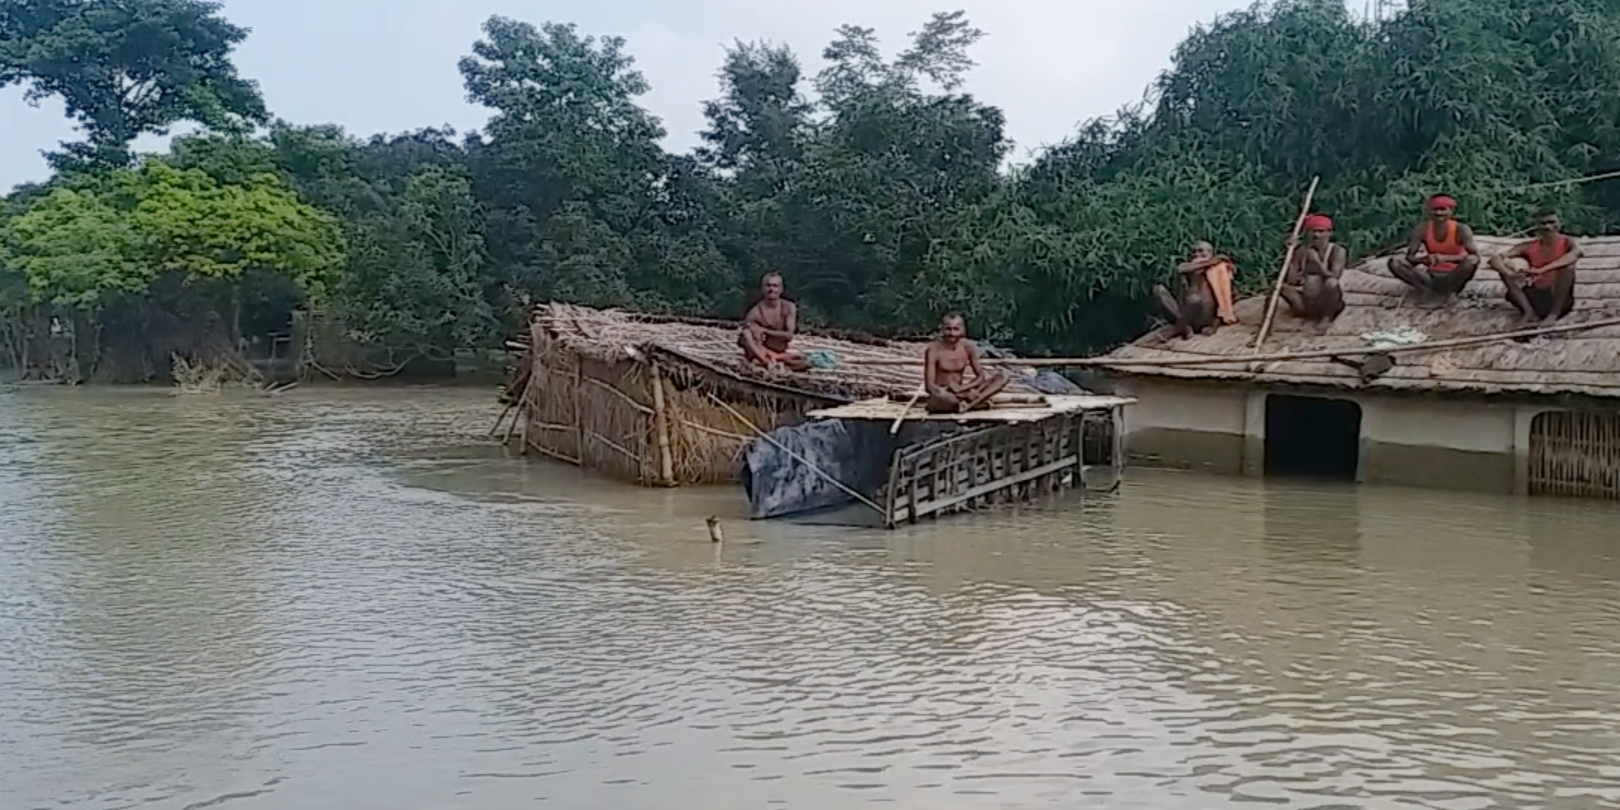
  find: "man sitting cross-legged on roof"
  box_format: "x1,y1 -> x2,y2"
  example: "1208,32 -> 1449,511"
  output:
1490,209 -> 1582,329
923,312 -> 1009,414
1389,194 -> 1482,301
737,270 -> 811,372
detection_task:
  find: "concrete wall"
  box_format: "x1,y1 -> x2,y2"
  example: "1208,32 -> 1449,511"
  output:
1114,377 -> 1574,496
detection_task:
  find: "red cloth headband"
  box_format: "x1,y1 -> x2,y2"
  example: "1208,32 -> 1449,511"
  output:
1303,214 -> 1333,231
1428,195 -> 1457,210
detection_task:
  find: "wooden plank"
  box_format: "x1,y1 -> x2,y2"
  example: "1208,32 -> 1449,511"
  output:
912,455 -> 1081,519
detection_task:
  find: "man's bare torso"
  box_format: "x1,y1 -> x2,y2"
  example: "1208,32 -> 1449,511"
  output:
746,300 -> 795,352
926,339 -> 975,392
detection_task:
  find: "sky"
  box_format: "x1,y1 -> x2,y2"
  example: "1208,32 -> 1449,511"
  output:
0,0 -> 1244,191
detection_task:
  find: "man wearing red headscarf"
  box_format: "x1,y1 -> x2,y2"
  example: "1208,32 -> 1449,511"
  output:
1389,194 -> 1481,300
1281,213 -> 1347,329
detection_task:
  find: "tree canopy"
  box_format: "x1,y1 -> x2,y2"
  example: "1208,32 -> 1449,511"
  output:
0,0 -> 266,172
7,0 -> 1620,381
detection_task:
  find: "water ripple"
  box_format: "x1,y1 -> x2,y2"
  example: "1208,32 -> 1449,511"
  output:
1,386 -> 1619,809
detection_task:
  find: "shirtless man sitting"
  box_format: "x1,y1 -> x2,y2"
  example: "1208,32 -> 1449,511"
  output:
738,271 -> 810,372
1280,214 -> 1347,330
1389,194 -> 1481,300
1153,241 -> 1239,339
923,313 -> 1009,414
1489,209 -> 1582,329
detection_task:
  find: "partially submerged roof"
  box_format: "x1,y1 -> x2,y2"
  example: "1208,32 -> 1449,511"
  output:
531,302 -> 1053,403
808,394 -> 1136,424
1105,235 -> 1620,399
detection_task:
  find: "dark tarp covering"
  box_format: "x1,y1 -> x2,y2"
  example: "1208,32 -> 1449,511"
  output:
739,356 -> 1085,520
739,420 -> 897,519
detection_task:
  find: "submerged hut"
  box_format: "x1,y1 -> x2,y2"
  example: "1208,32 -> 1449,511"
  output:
503,302 -> 1077,487
1104,235 -> 1620,500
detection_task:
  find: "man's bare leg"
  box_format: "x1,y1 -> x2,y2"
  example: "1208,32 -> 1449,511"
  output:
1153,284 -> 1190,338
1318,276 -> 1345,321
779,351 -> 812,373
738,327 -> 774,366
1388,255 -> 1434,295
1495,266 -> 1538,326
1431,255 -> 1480,301
960,372 -> 1011,412
1541,266 -> 1576,328
1184,295 -> 1216,335
1280,284 -> 1309,318
925,390 -> 961,414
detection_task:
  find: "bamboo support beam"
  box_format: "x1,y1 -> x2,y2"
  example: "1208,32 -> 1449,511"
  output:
847,315 -> 1620,370
649,361 -> 676,486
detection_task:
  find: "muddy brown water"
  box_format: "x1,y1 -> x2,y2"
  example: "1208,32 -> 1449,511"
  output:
2,386 -> 1619,809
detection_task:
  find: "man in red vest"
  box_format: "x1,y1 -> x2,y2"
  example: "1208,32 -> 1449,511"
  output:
1490,209 -> 1582,328
1389,194 -> 1482,300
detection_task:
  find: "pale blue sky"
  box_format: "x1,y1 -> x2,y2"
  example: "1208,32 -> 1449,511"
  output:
0,0 -> 1242,190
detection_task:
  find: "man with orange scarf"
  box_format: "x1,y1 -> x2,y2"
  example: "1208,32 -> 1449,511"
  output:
1153,241 -> 1239,339
1282,213 -> 1347,329
1389,194 -> 1481,300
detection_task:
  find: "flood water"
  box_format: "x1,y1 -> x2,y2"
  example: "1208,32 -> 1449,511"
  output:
3,386 -> 1620,809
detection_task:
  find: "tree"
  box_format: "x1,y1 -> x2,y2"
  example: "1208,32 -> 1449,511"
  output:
0,188 -> 145,307
0,0 -> 266,171
460,16 -> 731,313
339,167 -> 496,357
733,13 -> 1006,332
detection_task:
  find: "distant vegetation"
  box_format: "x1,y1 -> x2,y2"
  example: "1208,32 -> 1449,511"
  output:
4,0 -> 1620,380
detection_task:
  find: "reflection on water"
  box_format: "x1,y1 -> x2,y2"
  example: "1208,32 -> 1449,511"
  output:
2,386 -> 1620,809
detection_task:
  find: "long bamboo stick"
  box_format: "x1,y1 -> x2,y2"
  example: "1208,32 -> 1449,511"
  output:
853,314 -> 1620,371
1254,176 -> 1321,350
649,361 -> 676,486
890,389 -> 925,435
706,392 -> 887,515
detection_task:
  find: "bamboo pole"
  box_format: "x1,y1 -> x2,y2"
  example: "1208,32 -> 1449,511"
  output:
847,315 -> 1620,371
891,389 -> 925,435
706,392 -> 887,516
649,361 -> 676,486
1254,175 -> 1321,350
489,402 -> 516,438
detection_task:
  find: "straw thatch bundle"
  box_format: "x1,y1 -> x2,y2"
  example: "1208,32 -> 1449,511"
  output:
1108,235 -> 1620,398
509,303 -> 1045,486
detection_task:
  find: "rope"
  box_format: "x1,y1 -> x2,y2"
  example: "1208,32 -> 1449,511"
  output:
705,392 -> 887,516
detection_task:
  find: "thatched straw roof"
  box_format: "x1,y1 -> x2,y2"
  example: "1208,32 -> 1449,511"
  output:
531,303 -> 1047,403
1106,235 -> 1620,399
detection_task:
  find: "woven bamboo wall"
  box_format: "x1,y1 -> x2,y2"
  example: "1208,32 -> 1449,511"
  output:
518,319 -> 825,486
1529,410 -> 1620,500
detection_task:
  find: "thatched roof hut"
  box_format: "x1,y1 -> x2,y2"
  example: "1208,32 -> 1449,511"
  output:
504,303 -> 1054,486
1103,235 -> 1620,499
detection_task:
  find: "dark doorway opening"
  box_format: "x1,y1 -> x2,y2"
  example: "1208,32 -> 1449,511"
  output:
1264,394 -> 1362,481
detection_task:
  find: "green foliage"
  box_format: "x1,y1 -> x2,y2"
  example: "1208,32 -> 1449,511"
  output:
0,0 -> 266,171
125,162 -> 344,296
12,1 -> 1620,377
0,188 -> 145,306
0,160 -> 341,308
339,167 -> 495,355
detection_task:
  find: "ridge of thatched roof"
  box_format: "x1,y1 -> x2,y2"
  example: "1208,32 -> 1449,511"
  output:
1106,235 -> 1620,399
531,302 -> 1047,403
